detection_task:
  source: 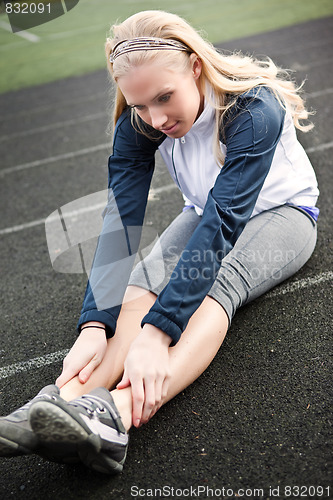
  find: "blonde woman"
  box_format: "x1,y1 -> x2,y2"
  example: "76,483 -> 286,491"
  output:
0,11 -> 319,474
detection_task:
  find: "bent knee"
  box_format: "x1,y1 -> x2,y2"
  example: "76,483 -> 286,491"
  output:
122,285 -> 157,307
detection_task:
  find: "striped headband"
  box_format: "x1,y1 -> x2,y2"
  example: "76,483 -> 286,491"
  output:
109,37 -> 190,63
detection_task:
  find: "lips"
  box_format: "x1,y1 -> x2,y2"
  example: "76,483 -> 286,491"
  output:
161,122 -> 179,134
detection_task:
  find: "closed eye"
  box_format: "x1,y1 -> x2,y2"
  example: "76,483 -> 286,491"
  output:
157,93 -> 171,104
131,104 -> 146,111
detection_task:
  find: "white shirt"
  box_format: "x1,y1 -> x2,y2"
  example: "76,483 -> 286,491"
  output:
159,91 -> 319,217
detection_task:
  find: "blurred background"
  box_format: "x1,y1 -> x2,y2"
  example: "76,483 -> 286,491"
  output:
1,0 -> 333,93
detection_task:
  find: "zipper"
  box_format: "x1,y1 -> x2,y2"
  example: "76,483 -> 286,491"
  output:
172,133 -> 202,207
189,130 -> 203,206
193,130 -> 206,202
171,139 -> 182,191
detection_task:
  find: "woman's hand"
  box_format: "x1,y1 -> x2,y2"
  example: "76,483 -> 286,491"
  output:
56,323 -> 107,388
117,324 -> 171,428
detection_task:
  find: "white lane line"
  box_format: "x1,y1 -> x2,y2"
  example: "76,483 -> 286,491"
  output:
1,138 -> 331,177
0,112 -> 107,142
0,20 -> 40,42
306,87 -> 333,98
1,91 -> 107,121
0,270 -> 331,380
264,270 -> 333,298
0,217 -> 47,235
0,349 -> 69,381
0,201 -> 106,235
0,183 -> 177,236
0,143 -> 110,176
0,201 -> 106,236
291,56 -> 333,72
306,141 -> 333,153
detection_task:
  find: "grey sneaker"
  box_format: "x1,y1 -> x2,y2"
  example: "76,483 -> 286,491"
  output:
0,385 -> 60,457
29,387 -> 128,474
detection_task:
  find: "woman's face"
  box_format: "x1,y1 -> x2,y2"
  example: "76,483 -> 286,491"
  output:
117,54 -> 204,138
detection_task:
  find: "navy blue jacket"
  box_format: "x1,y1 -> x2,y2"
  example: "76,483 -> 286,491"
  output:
78,86 -> 285,345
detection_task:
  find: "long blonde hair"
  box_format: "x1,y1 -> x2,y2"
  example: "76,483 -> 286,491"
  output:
105,10 -> 313,166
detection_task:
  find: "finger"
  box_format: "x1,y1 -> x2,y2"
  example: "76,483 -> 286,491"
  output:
146,376 -> 164,423
161,375 -> 170,402
56,350 -> 92,388
56,366 -> 78,388
140,376 -> 156,425
148,375 -> 169,422
116,371 -> 131,390
154,376 -> 164,404
78,357 -> 100,384
131,378 -> 145,428
55,374 -> 66,388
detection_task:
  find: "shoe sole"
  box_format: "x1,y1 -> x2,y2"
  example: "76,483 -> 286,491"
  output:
0,435 -> 32,457
0,429 -> 79,463
0,423 -> 79,463
29,401 -> 125,474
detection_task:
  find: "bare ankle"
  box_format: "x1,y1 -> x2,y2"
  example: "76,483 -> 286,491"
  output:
111,388 -> 133,431
59,377 -> 92,401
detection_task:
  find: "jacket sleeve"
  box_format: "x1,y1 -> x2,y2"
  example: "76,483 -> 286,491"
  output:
142,87 -> 286,345
77,109 -> 164,337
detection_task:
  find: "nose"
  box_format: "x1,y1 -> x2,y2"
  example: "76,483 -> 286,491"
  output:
149,108 -> 168,130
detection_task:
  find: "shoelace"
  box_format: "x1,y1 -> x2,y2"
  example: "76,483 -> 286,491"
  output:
71,397 -> 105,415
70,394 -> 123,434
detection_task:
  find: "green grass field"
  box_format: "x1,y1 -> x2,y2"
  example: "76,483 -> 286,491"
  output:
0,0 -> 332,94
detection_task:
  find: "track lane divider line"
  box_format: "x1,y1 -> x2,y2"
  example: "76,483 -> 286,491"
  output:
0,20 -> 40,42
0,184 -> 177,236
0,349 -> 69,381
0,143 -> 110,176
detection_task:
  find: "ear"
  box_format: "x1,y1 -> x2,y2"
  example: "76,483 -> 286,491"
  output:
190,53 -> 202,80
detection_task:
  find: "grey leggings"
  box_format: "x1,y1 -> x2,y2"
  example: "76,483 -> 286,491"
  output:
128,205 -> 317,325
